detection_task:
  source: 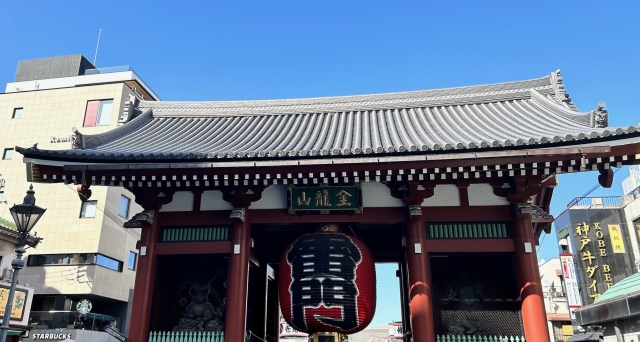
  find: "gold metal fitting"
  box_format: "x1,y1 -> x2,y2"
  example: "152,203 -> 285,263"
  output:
318,223 -> 341,232
308,332 -> 348,342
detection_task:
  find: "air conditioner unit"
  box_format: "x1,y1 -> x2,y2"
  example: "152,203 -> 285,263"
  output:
591,198 -> 603,206
554,291 -> 565,298
1,268 -> 13,282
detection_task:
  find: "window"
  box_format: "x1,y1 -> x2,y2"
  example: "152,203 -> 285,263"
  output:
27,254 -> 95,266
27,253 -> 124,272
118,195 -> 130,218
2,149 -> 13,160
80,201 -> 97,218
83,99 -> 113,127
96,254 -> 123,272
12,108 -> 23,119
128,251 -> 137,270
0,191 -> 3,202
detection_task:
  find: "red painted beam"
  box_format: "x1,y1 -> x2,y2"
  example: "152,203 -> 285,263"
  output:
250,207 -> 406,224
425,239 -> 515,253
155,241 -> 231,254
156,206 -> 513,227
159,210 -> 232,226
421,206 -> 512,221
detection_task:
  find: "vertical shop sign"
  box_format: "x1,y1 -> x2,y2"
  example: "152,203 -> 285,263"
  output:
608,224 -> 626,253
560,253 -> 582,308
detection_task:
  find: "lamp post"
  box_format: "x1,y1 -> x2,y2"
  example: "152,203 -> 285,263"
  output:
0,185 -> 45,342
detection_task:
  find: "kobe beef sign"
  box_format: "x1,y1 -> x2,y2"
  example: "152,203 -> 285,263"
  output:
288,184 -> 363,215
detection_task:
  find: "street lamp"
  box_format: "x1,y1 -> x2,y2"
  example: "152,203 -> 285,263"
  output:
0,185 -> 46,342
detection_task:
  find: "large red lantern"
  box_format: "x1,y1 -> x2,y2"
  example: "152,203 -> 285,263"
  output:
279,229 -> 376,335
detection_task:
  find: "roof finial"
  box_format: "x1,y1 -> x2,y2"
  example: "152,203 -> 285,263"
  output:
591,101 -> 608,128
71,127 -> 83,149
550,69 -> 572,105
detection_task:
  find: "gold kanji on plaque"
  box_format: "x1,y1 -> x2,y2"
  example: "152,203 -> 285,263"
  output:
335,190 -> 353,207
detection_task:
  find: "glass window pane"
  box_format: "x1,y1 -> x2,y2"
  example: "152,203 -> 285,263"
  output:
0,192 -> 3,202
96,254 -> 122,271
128,252 -> 137,270
12,108 -> 22,119
80,201 -> 97,218
2,149 -> 14,160
83,101 -> 100,127
97,100 -> 113,126
118,196 -> 130,218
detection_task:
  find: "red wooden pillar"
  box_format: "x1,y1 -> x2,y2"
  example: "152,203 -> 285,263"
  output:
225,207 -> 251,342
405,205 -> 435,342
128,211 -> 160,342
512,203 -> 550,342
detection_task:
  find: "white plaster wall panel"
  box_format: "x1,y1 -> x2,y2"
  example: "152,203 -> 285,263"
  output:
422,184 -> 460,207
200,190 -> 234,211
361,182 -> 404,207
468,183 -> 510,206
159,191 -> 194,212
251,184 -> 287,209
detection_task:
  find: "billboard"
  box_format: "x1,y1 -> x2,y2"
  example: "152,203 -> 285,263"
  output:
560,253 -> 582,308
0,283 -> 34,327
567,208 -> 633,305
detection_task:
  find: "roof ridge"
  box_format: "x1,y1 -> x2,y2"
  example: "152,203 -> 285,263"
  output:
72,109 -> 153,150
138,74 -> 552,110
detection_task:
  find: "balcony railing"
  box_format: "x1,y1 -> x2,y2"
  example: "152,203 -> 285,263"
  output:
29,311 -> 121,332
627,185 -> 640,199
436,336 -> 525,342
148,331 -> 224,342
84,65 -> 135,75
566,196 -> 621,208
542,286 -> 566,299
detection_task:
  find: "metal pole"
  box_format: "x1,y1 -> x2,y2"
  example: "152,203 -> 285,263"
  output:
0,238 -> 26,342
93,29 -> 102,66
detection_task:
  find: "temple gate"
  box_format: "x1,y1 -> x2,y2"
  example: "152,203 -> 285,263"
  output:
16,71 -> 640,342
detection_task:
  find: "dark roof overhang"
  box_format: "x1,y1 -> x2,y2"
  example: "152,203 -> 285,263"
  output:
576,291 -> 640,326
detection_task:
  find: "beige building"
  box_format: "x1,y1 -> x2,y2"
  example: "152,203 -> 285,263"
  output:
539,258 -> 573,341
0,55 -> 158,335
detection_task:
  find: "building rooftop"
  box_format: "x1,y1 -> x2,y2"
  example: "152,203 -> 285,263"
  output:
4,54 -> 159,100
16,70 -> 640,163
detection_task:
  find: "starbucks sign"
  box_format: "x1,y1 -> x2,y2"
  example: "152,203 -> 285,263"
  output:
77,299 -> 92,314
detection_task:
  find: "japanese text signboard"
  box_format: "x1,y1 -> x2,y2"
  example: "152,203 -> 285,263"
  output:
568,208 -> 633,305
0,287 -> 27,321
560,253 -> 582,308
288,184 -> 363,214
608,224 -> 626,253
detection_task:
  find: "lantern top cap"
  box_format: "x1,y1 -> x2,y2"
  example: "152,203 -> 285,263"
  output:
23,184 -> 35,205
319,223 -> 341,232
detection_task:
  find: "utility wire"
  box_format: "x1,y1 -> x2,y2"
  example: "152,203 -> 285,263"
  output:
65,184 -> 141,241
536,167 -> 623,258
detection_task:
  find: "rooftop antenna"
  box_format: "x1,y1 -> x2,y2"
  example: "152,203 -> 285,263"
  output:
93,29 -> 102,66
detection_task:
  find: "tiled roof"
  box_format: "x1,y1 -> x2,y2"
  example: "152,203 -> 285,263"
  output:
16,71 -> 640,163
595,272 -> 640,303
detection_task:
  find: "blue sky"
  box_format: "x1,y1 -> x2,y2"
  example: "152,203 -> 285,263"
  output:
2,0 -> 639,328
